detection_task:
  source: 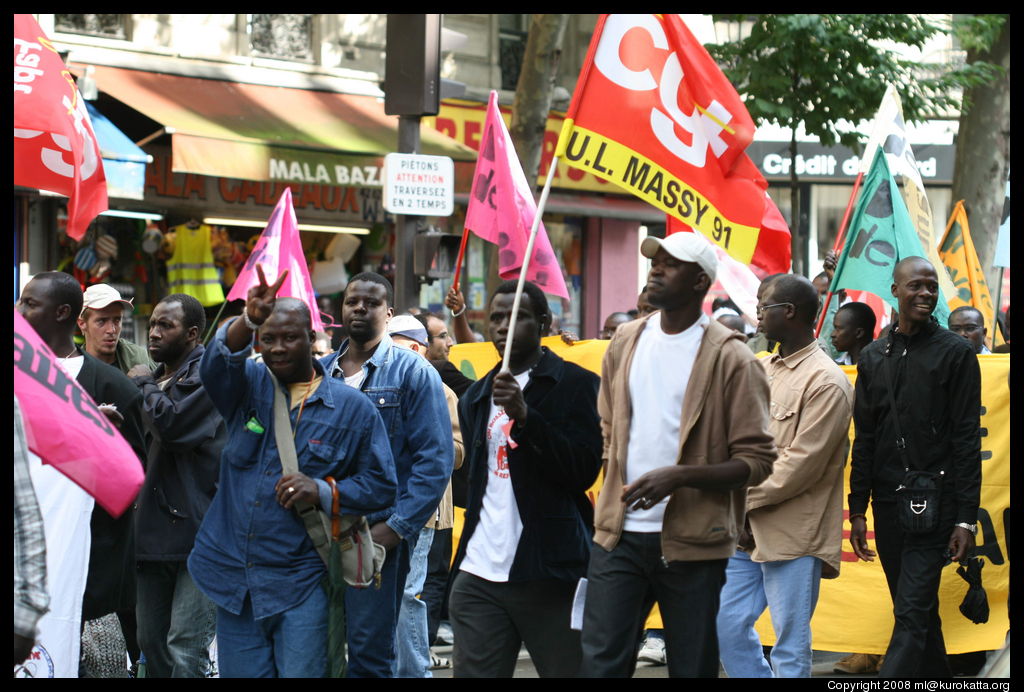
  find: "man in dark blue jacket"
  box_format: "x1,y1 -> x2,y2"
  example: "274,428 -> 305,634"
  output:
127,293 -> 225,677
449,280 -> 602,677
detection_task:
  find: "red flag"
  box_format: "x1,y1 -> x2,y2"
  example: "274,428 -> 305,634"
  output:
465,91 -> 569,299
14,14 -> 108,241
556,14 -> 788,271
13,310 -> 143,517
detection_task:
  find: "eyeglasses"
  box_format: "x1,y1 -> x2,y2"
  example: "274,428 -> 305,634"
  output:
755,302 -> 793,317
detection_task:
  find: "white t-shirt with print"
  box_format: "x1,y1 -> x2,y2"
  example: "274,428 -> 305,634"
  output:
460,369 -> 531,583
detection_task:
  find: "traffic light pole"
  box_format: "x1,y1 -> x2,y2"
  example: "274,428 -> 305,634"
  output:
395,115 -> 422,312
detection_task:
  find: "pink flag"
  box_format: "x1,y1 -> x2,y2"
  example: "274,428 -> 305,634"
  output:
14,14 -> 108,241
465,91 -> 569,299
227,187 -> 324,331
13,310 -> 144,517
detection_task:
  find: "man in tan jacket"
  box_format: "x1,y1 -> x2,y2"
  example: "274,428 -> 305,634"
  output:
716,274 -> 853,678
579,233 -> 776,678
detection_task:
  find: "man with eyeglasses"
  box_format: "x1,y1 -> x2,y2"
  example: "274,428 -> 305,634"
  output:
947,306 -> 990,354
717,275 -> 853,678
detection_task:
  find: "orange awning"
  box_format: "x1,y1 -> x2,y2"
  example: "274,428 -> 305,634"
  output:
81,65 -> 475,185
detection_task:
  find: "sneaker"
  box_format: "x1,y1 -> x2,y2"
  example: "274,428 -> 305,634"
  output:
430,652 -> 452,670
833,653 -> 883,674
435,622 -> 454,646
637,636 -> 667,666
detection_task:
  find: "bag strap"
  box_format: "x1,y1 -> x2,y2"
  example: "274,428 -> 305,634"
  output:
268,367 -> 331,565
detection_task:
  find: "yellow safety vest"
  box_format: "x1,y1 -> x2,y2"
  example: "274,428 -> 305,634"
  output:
166,224 -> 225,307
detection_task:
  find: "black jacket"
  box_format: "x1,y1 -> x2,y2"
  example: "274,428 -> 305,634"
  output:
76,351 -> 146,619
849,318 -> 982,525
131,345 -> 225,561
453,348 -> 602,584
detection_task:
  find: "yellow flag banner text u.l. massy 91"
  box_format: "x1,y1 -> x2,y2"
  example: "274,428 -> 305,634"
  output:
449,339 -> 1010,654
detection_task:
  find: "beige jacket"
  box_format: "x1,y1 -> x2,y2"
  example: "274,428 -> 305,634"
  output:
746,341 -> 853,574
593,316 -> 776,562
431,383 -> 464,530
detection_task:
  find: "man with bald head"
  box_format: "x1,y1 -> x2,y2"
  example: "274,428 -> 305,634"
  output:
848,257 -> 981,678
716,275 -> 853,677
190,268 -> 397,677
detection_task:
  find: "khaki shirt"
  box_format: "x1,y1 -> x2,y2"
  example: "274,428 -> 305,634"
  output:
430,383 -> 464,531
747,340 -> 853,574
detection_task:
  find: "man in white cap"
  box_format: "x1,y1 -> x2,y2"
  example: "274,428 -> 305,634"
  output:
579,232 -> 776,678
78,283 -> 152,375
387,314 -> 464,675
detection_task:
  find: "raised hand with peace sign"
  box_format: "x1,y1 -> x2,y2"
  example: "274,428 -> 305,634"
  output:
224,264 -> 290,352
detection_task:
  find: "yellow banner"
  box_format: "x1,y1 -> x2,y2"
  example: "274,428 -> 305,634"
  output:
450,340 -> 1010,654
940,200 -> 997,349
557,124 -> 758,262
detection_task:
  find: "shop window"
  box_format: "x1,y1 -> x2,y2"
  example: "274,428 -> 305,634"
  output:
249,14 -> 314,62
55,14 -> 129,39
498,14 -> 529,91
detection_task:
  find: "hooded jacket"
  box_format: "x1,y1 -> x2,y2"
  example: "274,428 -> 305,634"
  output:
593,315 -> 776,562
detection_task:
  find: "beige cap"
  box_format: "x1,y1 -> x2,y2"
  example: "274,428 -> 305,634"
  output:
640,232 -> 718,283
81,284 -> 133,315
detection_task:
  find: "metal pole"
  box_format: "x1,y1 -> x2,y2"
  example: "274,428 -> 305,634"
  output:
395,115 -> 421,312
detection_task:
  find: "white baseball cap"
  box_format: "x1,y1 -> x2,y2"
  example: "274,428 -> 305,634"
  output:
81,283 -> 133,315
640,232 -> 718,283
387,314 -> 428,347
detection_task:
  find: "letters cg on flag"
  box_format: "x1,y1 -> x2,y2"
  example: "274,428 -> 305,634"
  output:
14,14 -> 108,241
463,90 -> 569,300
555,14 -> 779,269
829,149 -> 951,325
226,187 -> 325,332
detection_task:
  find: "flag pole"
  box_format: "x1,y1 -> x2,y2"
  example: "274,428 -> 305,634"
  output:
814,171 -> 864,338
451,226 -> 471,294
500,155 -> 560,374
203,300 -> 229,345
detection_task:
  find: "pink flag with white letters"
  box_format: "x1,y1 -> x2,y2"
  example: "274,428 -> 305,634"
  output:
227,187 -> 324,331
13,310 -> 143,517
465,91 -> 569,299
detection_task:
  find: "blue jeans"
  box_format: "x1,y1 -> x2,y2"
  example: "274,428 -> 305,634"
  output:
137,561 -> 216,677
345,531 -> 414,677
394,527 -> 434,677
716,549 -> 822,678
216,585 -> 327,678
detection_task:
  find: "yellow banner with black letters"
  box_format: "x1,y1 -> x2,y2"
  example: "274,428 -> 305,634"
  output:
449,339 -> 1010,654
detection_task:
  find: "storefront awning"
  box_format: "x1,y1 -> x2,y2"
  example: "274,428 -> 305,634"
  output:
86,100 -> 151,200
79,65 -> 476,185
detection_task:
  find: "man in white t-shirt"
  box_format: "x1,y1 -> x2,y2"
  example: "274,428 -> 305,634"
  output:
580,233 -> 776,678
449,280 -> 602,677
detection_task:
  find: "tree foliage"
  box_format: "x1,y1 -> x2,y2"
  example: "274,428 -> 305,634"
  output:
707,14 -> 999,151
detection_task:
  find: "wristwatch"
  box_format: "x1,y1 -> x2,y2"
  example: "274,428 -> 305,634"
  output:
955,522 -> 977,536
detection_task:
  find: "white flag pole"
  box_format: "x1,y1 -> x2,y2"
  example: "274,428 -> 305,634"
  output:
500,155 -> 561,374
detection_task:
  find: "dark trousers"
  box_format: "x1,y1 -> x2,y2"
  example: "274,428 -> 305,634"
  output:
449,571 -> 581,677
579,532 -> 728,678
873,501 -> 955,678
422,527 -> 452,645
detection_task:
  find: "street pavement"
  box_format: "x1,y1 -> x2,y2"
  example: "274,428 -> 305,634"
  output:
430,645 -> 851,678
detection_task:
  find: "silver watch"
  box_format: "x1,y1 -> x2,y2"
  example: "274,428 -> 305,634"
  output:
955,522 -> 977,536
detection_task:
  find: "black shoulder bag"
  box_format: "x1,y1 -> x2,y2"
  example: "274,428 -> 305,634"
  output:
884,341 -> 944,534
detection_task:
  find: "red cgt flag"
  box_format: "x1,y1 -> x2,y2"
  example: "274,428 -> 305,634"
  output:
556,14 -> 789,272
14,14 -> 107,240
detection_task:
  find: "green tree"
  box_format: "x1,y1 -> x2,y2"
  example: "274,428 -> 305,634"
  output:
708,14 -> 997,275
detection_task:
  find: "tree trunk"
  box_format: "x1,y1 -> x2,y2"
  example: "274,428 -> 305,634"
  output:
789,134 -> 802,276
509,14 -> 568,187
951,17 -> 1010,299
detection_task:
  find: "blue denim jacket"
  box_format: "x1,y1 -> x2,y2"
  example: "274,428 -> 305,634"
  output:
321,332 -> 454,540
188,320 -> 397,619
